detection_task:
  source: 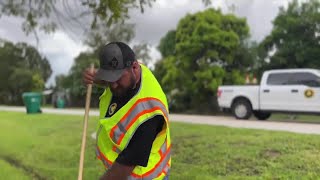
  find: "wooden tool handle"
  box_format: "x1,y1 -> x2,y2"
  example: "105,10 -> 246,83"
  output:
78,63 -> 94,180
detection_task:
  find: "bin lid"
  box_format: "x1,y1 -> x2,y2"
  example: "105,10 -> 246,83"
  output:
22,92 -> 42,97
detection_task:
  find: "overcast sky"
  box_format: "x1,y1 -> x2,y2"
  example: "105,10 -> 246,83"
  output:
0,0 -> 292,86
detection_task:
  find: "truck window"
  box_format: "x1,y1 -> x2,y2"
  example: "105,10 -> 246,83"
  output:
267,73 -> 291,85
288,72 -> 320,87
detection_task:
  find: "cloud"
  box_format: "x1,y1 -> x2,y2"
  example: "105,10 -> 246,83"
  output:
220,0 -> 290,42
0,16 -> 37,44
0,16 -> 89,86
37,31 -> 89,86
128,0 -> 206,46
129,0 -> 292,47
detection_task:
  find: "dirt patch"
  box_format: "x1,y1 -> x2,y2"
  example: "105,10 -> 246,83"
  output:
227,157 -> 262,176
261,149 -> 281,159
175,134 -> 203,140
229,141 -> 252,147
1,155 -> 47,180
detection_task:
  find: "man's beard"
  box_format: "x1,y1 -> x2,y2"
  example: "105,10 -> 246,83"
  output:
111,73 -> 136,97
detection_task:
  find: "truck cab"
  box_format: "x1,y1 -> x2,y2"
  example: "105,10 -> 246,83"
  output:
259,69 -> 320,112
217,69 -> 320,120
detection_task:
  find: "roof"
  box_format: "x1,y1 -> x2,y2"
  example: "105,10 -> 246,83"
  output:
264,68 -> 320,74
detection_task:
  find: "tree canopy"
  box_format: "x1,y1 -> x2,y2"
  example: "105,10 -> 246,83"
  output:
260,0 -> 320,70
154,8 -> 251,113
0,39 -> 52,105
0,0 -> 154,36
157,30 -> 176,58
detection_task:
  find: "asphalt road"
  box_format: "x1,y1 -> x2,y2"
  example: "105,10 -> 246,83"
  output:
1,106 -> 320,135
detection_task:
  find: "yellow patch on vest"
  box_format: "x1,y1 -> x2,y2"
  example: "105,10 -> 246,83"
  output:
109,103 -> 117,115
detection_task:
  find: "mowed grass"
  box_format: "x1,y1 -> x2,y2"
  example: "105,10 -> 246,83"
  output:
270,113 -> 320,124
0,111 -> 104,180
1,111 -> 320,180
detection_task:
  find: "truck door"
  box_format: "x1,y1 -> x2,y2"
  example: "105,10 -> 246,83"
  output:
260,72 -> 295,111
287,72 -> 320,112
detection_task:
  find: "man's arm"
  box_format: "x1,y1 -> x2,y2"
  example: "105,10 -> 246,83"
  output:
99,162 -> 135,180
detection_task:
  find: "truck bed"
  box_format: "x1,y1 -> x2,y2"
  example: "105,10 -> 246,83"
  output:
218,85 -> 260,110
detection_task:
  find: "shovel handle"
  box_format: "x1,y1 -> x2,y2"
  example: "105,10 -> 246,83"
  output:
78,63 -> 94,180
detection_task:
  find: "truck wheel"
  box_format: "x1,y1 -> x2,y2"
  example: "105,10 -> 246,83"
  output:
231,99 -> 252,120
253,111 -> 271,120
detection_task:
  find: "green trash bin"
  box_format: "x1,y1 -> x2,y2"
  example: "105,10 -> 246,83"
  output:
56,98 -> 65,109
22,92 -> 42,114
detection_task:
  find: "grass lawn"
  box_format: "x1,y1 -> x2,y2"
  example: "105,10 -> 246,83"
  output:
1,111 -> 320,180
270,113 -> 320,124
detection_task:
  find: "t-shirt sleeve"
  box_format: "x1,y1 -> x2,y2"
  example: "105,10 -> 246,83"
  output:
115,115 -> 164,167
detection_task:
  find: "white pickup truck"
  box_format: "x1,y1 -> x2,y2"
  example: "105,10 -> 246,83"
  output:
217,69 -> 320,120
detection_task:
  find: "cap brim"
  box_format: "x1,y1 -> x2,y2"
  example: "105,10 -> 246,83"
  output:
94,69 -> 124,82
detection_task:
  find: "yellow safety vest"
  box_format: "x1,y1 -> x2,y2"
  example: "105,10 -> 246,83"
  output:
96,64 -> 171,180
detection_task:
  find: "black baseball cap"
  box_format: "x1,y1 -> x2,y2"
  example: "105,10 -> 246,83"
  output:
95,42 -> 135,82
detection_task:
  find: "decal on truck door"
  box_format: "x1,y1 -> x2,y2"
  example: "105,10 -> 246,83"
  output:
304,89 -> 314,98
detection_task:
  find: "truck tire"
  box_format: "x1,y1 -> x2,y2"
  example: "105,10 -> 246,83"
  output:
253,111 -> 271,120
231,99 -> 252,120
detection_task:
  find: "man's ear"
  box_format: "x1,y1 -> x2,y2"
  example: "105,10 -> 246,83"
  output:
132,61 -> 139,69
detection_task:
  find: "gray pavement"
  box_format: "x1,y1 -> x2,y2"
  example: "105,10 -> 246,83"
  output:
1,105 -> 320,135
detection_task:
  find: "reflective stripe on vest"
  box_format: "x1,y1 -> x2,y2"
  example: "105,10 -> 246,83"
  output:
96,147 -> 112,169
96,139 -> 171,179
130,146 -> 171,180
110,97 -> 168,149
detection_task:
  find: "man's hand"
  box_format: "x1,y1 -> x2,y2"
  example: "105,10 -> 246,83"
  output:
82,68 -> 97,85
99,162 -> 135,180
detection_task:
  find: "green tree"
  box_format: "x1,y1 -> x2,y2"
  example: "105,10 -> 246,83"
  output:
15,42 -> 52,82
132,43 -> 152,66
157,30 -> 176,58
85,22 -> 135,49
0,40 -> 51,105
7,68 -> 34,104
260,0 -> 320,70
54,52 -> 103,107
154,8 -> 251,113
55,74 -> 70,91
31,73 -> 45,91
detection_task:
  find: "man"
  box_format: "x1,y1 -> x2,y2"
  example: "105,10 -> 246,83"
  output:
83,42 -> 171,180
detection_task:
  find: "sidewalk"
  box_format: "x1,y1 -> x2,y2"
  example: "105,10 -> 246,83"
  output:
1,105 -> 320,135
